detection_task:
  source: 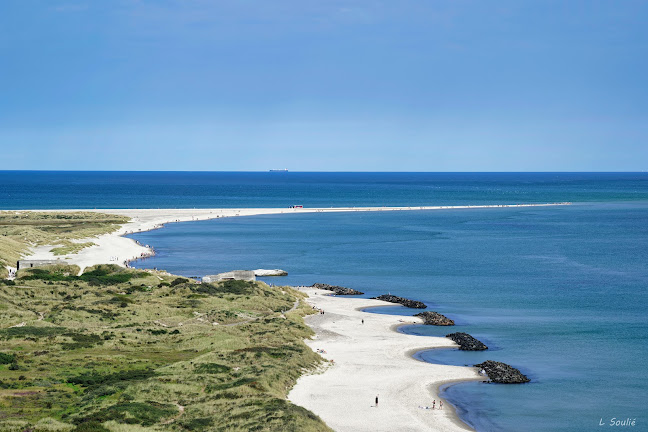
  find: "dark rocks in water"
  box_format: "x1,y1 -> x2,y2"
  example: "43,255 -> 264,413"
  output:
446,332 -> 488,350
414,311 -> 455,325
311,283 -> 364,295
371,294 -> 426,309
475,360 -> 530,384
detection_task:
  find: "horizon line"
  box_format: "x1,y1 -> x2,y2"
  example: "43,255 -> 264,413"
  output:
1,170 -> 646,174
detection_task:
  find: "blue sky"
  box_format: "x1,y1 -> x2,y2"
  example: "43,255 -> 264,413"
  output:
1,0 -> 647,171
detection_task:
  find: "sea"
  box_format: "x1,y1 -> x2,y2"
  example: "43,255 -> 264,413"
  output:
1,171 -> 647,431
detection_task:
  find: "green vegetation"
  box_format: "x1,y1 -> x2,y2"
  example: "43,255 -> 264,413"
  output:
79,401 -> 178,427
0,353 -> 15,364
0,265 -> 329,431
0,211 -> 128,270
17,264 -> 148,286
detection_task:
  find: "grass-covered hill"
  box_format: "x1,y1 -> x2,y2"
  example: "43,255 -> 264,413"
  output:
0,264 -> 330,432
0,212 -> 129,277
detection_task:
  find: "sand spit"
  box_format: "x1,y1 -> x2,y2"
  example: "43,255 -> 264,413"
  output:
289,287 -> 482,432
19,203 -> 569,272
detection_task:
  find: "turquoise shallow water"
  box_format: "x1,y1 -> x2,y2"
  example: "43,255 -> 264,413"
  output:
129,202 -> 648,432
2,172 -> 647,430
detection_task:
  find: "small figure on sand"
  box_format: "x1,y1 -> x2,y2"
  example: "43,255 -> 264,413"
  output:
439,400 -> 443,410
361,319 -> 364,324
375,395 -> 379,407
432,400 -> 436,409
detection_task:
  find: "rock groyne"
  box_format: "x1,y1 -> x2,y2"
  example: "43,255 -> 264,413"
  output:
415,311 -> 455,325
371,294 -> 426,309
446,332 -> 487,350
475,360 -> 530,383
311,283 -> 364,295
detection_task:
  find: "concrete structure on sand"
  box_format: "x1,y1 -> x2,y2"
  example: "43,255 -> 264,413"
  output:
17,259 -> 63,270
202,270 -> 256,283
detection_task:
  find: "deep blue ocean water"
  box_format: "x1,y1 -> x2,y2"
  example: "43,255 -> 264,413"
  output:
2,171 -> 648,208
2,171 -> 647,431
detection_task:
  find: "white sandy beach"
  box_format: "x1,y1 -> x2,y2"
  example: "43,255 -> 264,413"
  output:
289,287 -> 482,432
20,203 -> 568,273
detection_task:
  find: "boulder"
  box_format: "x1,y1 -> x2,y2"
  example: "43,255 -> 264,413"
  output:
475,360 -> 530,384
254,269 -> 288,277
370,294 -> 426,309
446,332 -> 487,350
311,283 -> 364,295
415,311 -> 454,325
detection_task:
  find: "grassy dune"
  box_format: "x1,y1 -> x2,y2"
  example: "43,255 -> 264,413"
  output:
0,212 -> 129,271
0,265 -> 330,432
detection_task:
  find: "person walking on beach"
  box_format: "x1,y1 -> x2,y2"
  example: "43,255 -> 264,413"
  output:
432,400 -> 436,410
361,319 -> 364,324
375,395 -> 379,407
439,400 -> 443,410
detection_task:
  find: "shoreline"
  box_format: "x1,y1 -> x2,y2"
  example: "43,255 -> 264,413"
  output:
288,287 -> 483,432
10,204 -> 564,429
15,203 -> 570,272
7,206 -> 538,430
433,380 -> 483,432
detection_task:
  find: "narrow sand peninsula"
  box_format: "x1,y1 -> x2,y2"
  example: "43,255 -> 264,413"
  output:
23,203 -> 568,272
289,287 -> 482,432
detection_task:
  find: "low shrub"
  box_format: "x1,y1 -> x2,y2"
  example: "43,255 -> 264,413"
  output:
205,377 -> 255,392
73,421 -> 110,432
148,329 -> 167,336
0,326 -> 67,340
193,363 -> 231,374
0,352 -> 15,364
125,284 -> 149,294
108,294 -> 133,305
181,417 -> 213,430
60,333 -> 103,350
67,368 -> 156,388
170,277 -> 187,287
18,265 -> 147,286
77,402 -> 177,427
192,280 -> 256,296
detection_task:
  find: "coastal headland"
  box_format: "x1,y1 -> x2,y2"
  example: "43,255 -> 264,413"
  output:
1,204 -> 567,431
19,203 -> 570,273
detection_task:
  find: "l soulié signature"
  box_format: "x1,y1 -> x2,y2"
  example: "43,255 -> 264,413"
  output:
600,418 -> 637,427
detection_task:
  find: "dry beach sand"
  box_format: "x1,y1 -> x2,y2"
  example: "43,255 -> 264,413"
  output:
288,287 -> 481,432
